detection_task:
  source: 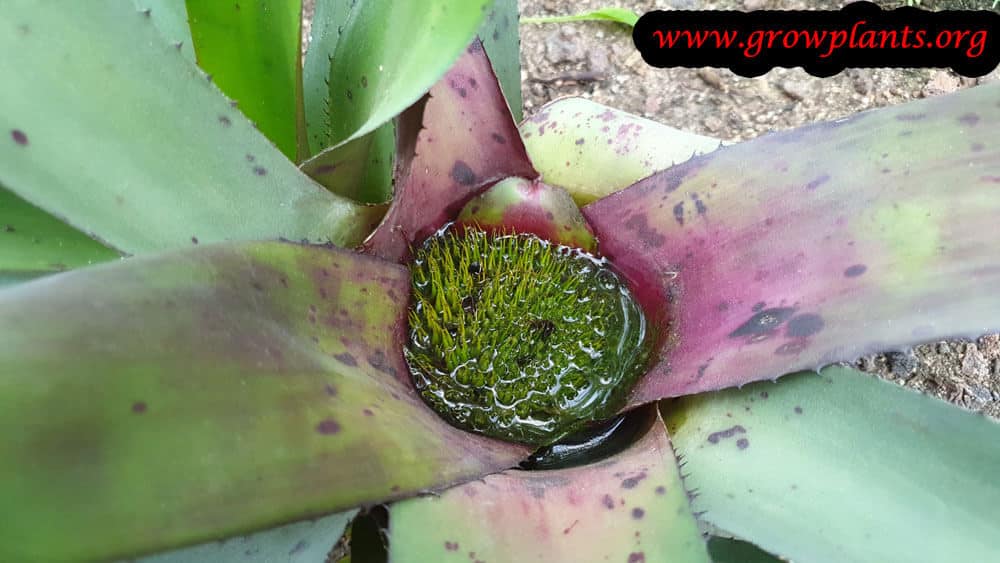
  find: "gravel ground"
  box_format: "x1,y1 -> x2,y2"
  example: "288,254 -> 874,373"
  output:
518,0 -> 1000,417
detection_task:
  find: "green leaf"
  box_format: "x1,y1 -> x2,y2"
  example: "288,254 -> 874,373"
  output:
520,98 -> 723,205
322,0 -> 493,150
133,0 -> 194,62
300,122 -> 396,204
301,0 -> 496,204
302,2 -> 398,205
0,2 -> 381,254
521,8 -> 639,27
186,0 -> 307,161
665,367 -> 1000,562
580,83 -> 1000,402
302,0 -> 351,156
0,186 -> 119,275
138,510 -> 357,563
478,0 -> 522,121
389,410 -> 709,563
0,241 -> 529,562
361,40 -> 537,263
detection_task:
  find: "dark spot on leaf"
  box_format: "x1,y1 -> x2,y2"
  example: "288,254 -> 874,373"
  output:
707,425 -> 745,444
131,401 -> 147,414
363,408 -> 375,416
218,115 -> 231,127
246,154 -> 255,162
844,264 -> 867,277
10,129 -> 28,146
368,351 -> 397,376
316,418 -> 340,435
694,197 -> 707,215
729,307 -> 796,338
621,472 -> 647,489
491,132 -> 506,144
672,202 -> 684,226
805,174 -> 830,190
4,225 -> 15,233
624,214 -> 665,248
736,438 -> 749,450
631,507 -> 645,519
191,236 -> 199,245
444,541 -> 459,551
958,113 -> 980,126
602,494 -> 615,509
786,313 -> 824,337
450,161 -> 477,186
895,113 -> 925,121
324,384 -> 338,396
655,486 -> 665,495
696,363 -> 709,379
346,89 -> 353,101
628,552 -> 645,563
315,164 -> 337,175
971,142 -> 985,152
361,75 -> 368,88
253,166 -> 267,176
334,352 -> 358,367
760,391 -> 768,399
288,540 -> 307,555
575,138 -> 585,145
794,406 -> 803,414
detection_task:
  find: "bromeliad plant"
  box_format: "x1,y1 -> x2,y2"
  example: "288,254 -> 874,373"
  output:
1,1 -> 999,562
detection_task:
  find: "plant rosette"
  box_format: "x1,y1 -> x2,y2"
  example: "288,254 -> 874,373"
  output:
1,3 -> 999,563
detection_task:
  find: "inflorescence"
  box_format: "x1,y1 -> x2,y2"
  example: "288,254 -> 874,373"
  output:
405,227 -> 649,445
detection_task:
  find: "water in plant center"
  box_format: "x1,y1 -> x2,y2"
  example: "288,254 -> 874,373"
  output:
405,227 -> 649,446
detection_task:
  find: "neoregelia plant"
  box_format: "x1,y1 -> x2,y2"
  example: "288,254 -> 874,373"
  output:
1,2 -> 998,562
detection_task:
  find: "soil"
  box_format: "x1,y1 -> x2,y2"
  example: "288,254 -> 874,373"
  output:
517,0 -> 1000,417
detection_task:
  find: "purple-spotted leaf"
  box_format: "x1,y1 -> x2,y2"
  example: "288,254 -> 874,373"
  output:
311,0 -> 493,154
186,0 -> 307,161
0,2 -> 381,254
580,83 -> 1000,402
388,410 -> 709,563
520,97 -> 723,205
666,366 -> 1000,562
362,40 -> 538,263
0,242 -> 529,562
455,177 -> 597,252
